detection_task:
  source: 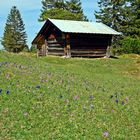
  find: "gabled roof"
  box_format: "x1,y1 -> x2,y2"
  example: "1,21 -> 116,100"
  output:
49,18 -> 121,35
32,18 -> 121,44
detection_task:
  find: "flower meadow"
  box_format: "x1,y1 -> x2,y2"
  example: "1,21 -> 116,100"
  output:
0,52 -> 140,139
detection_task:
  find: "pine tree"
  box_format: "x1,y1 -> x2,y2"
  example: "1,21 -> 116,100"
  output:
95,0 -> 128,55
66,0 -> 82,13
41,0 -> 56,12
95,0 -> 125,32
120,0 -> 140,54
39,0 -> 87,21
95,0 -> 140,54
30,45 -> 37,53
1,6 -> 27,53
128,0 -> 140,38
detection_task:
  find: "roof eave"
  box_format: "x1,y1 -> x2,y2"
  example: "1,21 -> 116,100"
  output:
60,31 -> 121,35
32,20 -> 49,44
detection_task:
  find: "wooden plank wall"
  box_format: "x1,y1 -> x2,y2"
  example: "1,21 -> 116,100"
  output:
38,24 -> 65,56
70,34 -> 112,57
47,38 -> 64,56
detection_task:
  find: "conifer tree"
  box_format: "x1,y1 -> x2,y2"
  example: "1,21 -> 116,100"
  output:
30,45 -> 37,53
95,0 -> 140,54
41,0 -> 56,12
95,0 -> 125,32
39,0 -> 87,21
120,0 -> 140,54
128,0 -> 140,38
1,6 -> 27,53
66,0 -> 82,13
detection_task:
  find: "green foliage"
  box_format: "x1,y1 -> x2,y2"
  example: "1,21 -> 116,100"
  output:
127,0 -> 140,38
95,0 -> 140,55
0,52 -> 140,139
95,0 -> 126,53
39,8 -> 86,21
121,37 -> 140,54
1,6 -> 27,53
30,45 -> 37,53
95,0 -> 125,31
22,45 -> 29,52
39,0 -> 87,21
66,0 -> 83,13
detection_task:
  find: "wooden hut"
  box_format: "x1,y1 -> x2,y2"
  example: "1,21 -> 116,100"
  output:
32,18 -> 121,57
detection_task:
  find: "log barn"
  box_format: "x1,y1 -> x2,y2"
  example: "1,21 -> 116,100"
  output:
32,18 -> 120,57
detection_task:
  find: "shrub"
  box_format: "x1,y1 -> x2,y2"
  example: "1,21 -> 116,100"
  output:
121,37 -> 140,54
30,45 -> 37,53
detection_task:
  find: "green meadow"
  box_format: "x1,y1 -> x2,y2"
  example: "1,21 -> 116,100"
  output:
0,51 -> 140,139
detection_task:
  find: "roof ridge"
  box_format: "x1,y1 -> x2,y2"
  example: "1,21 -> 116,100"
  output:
48,18 -> 92,23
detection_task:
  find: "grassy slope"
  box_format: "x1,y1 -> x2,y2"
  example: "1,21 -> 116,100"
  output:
0,52 -> 140,139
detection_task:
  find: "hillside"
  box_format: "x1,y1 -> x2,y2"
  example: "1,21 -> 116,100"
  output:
0,52 -> 140,139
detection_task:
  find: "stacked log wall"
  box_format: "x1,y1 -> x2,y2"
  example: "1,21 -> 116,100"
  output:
47,38 -> 64,56
70,34 -> 112,57
46,26 -> 65,56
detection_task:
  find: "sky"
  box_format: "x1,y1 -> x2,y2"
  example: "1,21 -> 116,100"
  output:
0,0 -> 99,49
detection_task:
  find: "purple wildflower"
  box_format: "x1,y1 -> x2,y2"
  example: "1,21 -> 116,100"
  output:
36,86 -> 40,89
6,90 -> 10,94
89,95 -> 94,100
103,131 -> 109,138
125,97 -> 129,101
122,101 -> 125,105
115,99 -> 119,103
0,62 -> 9,66
0,89 -> 2,93
112,109 -> 115,113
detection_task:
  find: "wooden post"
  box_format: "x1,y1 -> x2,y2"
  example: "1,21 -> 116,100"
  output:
45,39 -> 48,56
106,46 -> 110,58
66,34 -> 71,58
35,45 -> 37,57
106,36 -> 112,57
62,33 -> 67,56
36,45 -> 39,58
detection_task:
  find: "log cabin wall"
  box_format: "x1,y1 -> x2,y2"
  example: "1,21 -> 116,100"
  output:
37,32 -> 112,57
36,35 -> 47,57
32,19 -> 120,58
70,34 -> 112,57
47,33 -> 64,56
37,23 -> 65,57
43,24 -> 65,56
